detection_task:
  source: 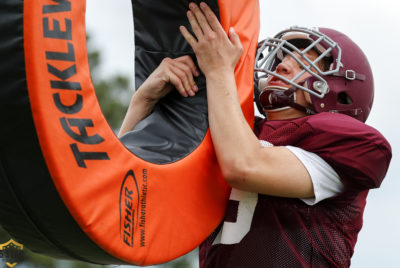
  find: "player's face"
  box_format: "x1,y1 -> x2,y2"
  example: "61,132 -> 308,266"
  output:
264,49 -> 321,119
267,49 -> 321,90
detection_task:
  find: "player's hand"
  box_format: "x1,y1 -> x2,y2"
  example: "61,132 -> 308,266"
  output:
119,55 -> 199,136
179,2 -> 243,77
137,55 -> 200,105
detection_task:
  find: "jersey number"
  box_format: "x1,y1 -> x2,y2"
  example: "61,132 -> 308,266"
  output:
213,189 -> 258,245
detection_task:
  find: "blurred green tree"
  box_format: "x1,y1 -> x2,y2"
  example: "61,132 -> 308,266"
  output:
87,35 -> 131,131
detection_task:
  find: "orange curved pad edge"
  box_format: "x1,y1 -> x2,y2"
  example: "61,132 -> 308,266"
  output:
23,0 -> 259,265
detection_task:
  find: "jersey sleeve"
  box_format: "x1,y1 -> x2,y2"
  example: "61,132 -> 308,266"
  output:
286,146 -> 344,205
300,114 -> 392,191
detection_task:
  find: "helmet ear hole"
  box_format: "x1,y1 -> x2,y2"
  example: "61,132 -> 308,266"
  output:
323,56 -> 333,71
337,92 -> 353,105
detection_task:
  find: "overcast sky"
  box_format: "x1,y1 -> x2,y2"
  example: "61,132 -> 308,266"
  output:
86,1 -> 400,267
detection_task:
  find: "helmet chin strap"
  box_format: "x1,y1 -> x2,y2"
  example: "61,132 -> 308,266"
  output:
259,84 -> 316,115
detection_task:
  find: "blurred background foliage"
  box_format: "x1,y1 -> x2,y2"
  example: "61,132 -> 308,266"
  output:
87,35 -> 131,132
0,34 -> 197,268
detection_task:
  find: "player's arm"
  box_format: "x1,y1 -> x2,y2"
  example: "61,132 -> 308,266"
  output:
180,2 -> 314,198
119,56 -> 200,137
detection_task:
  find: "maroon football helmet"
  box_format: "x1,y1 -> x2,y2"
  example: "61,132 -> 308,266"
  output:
254,26 -> 374,122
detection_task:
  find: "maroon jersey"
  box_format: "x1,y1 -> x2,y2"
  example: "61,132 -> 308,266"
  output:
200,112 -> 391,268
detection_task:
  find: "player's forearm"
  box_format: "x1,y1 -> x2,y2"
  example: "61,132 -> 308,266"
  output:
118,90 -> 156,137
206,72 -> 314,197
206,71 -> 260,179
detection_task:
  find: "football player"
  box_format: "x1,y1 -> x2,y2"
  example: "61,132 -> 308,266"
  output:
178,2 -> 392,267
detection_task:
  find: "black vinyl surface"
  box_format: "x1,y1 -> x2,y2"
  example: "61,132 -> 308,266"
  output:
120,0 -> 219,164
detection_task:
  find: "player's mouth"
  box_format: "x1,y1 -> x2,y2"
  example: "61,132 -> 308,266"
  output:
265,76 -> 290,90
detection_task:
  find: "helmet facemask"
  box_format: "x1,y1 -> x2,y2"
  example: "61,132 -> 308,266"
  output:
255,26 -> 341,113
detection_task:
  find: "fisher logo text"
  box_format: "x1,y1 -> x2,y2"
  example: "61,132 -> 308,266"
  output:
119,170 -> 139,247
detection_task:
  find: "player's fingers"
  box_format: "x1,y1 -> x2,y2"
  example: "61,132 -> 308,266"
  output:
180,25 -> 198,51
175,55 -> 200,77
167,65 -> 196,97
229,27 -> 243,52
167,71 -> 188,97
199,2 -> 224,34
170,61 -> 198,94
189,2 -> 213,35
171,60 -> 198,92
186,9 -> 204,39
